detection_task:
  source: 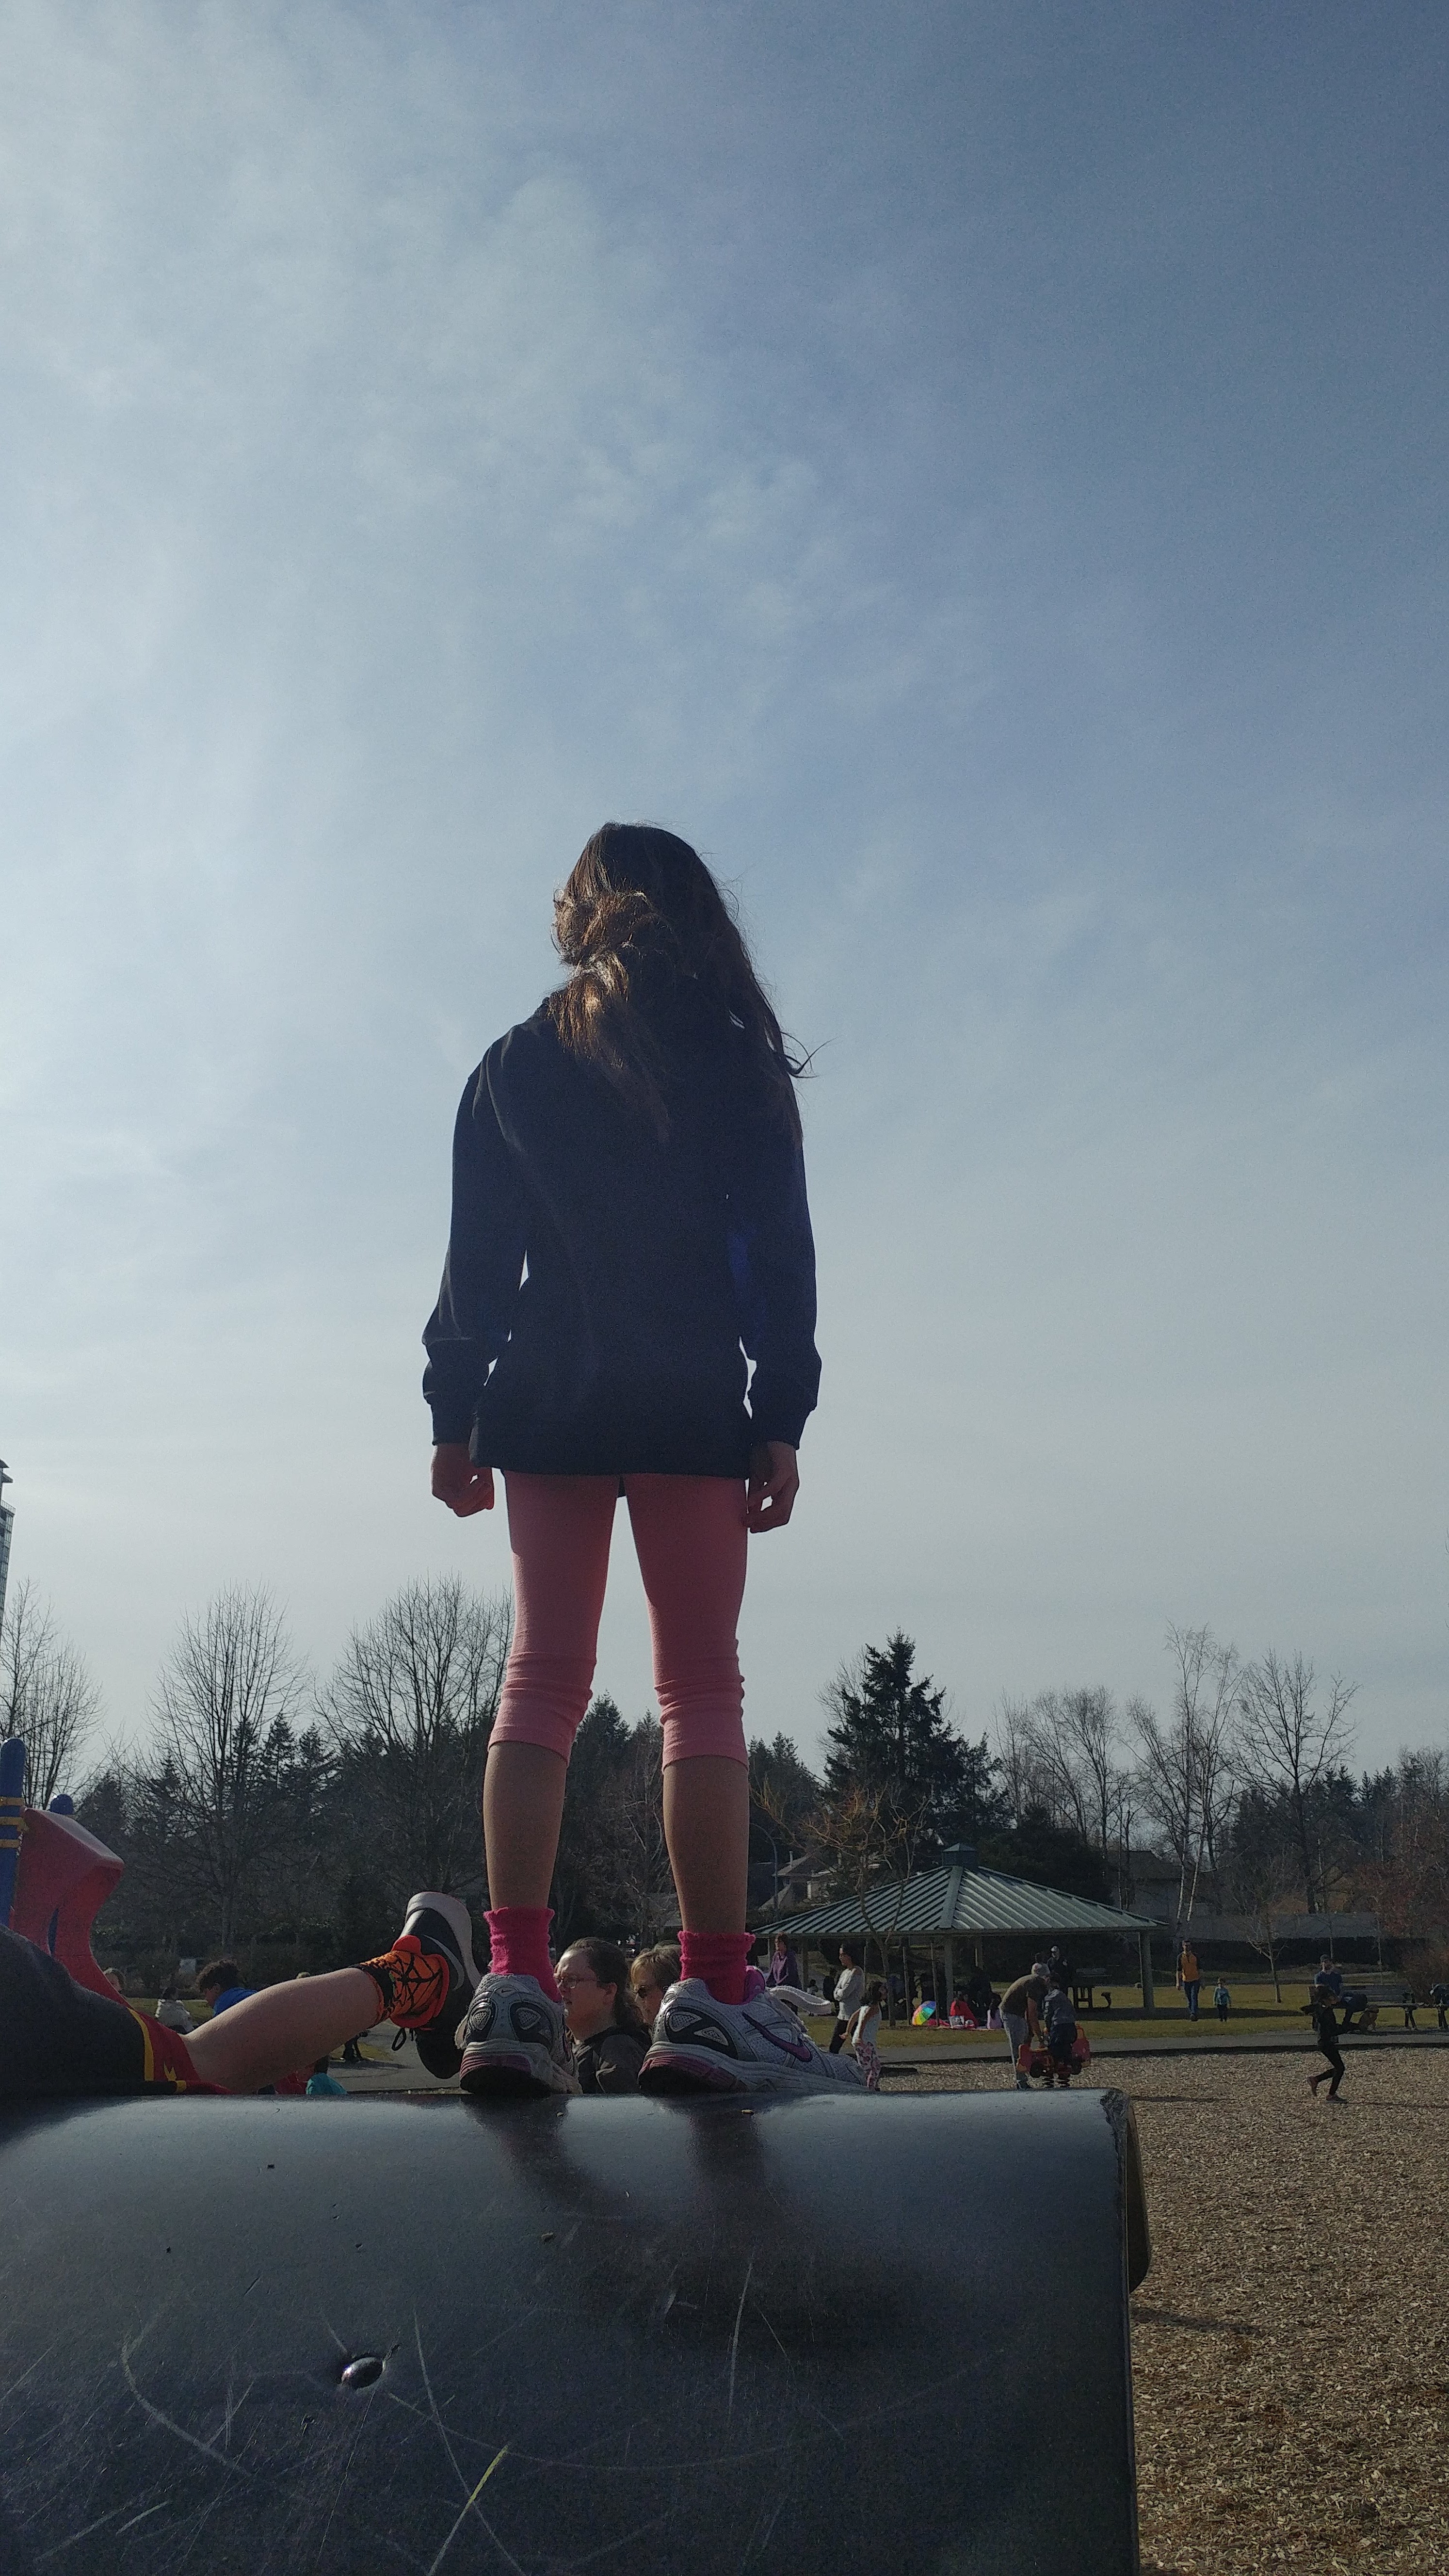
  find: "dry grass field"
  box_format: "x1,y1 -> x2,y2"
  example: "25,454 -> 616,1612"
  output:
894,2048 -> 1449,2573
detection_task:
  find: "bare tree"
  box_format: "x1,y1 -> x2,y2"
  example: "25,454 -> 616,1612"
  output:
1,1579 -> 101,1808
1223,1836 -> 1303,2003
156,1587 -> 306,1950
322,1575 -> 511,1910
1129,1628 -> 1240,1927
992,1694 -> 1051,1823
594,1717 -> 676,1945
1236,1649 -> 1356,1915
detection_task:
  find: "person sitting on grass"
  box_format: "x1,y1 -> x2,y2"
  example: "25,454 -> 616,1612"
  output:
2,1889 -> 480,2101
152,1981 -> 195,2035
1304,1978 -> 1347,2103
557,1938 -> 651,2093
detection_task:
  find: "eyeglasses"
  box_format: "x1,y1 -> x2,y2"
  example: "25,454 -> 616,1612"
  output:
556,1969 -> 599,1993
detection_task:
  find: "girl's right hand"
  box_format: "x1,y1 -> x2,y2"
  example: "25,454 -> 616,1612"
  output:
431,1443 -> 495,1516
746,1440 -> 799,1531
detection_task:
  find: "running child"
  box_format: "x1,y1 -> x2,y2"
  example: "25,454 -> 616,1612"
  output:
846,1978 -> 886,2090
1304,1979 -> 1347,2102
425,824 -> 862,2099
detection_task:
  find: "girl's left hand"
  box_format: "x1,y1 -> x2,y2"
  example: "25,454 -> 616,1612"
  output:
747,1441 -> 799,1532
431,1443 -> 495,1516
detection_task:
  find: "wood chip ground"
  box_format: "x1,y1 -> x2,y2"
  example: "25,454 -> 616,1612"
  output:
895,2048 -> 1449,2572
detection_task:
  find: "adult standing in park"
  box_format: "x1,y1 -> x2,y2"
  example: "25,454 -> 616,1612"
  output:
1176,1938 -> 1202,2021
426,823 -> 863,2100
999,1970 -> 1048,2091
829,1944 -> 866,2053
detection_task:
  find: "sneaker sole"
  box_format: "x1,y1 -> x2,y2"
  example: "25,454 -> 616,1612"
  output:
459,2048 -> 575,2102
638,2050 -> 747,2096
640,2045 -> 858,2098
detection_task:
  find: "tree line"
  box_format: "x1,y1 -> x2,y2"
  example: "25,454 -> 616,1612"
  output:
3,1579 -> 1446,1984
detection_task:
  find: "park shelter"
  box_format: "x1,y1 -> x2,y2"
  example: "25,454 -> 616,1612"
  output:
769,1845 -> 1163,2010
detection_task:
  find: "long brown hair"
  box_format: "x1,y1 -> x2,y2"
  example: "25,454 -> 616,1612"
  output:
560,1937 -> 651,2040
547,823 -> 803,1142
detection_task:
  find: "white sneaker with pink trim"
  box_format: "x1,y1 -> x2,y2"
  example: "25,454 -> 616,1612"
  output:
638,1979 -> 867,2097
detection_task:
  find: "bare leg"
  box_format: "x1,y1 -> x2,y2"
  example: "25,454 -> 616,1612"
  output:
662,1755 -> 750,1932
186,1968 -> 381,2093
483,1741 -> 569,1907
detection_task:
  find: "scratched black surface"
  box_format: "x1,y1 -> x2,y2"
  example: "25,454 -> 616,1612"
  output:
0,2089 -> 1140,2575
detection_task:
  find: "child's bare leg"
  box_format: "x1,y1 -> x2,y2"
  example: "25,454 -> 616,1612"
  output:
482,1742 -> 568,1906
663,1755 -> 749,1930
186,1969 -> 381,2092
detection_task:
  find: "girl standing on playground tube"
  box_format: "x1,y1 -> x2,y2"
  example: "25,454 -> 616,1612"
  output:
426,824 -> 862,2100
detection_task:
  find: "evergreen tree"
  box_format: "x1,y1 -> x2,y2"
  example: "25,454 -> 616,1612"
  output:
822,1632 -> 999,1849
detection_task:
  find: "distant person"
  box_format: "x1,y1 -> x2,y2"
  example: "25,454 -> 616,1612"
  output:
846,1979 -> 886,2090
197,1959 -> 255,2016
830,1946 -> 865,2054
1043,1978 -> 1079,2087
1175,1941 -> 1201,2021
557,1938 -> 650,2093
1047,1945 -> 1073,1996
153,1983 -> 194,2035
1212,1977 -> 1231,2023
999,1971 -> 1048,2091
1304,1979 -> 1347,2102
765,1932 -> 802,1990
966,1966 -> 994,2026
1316,1958 -> 1344,2000
1431,1981 -> 1449,2032
1402,1987 -> 1417,2030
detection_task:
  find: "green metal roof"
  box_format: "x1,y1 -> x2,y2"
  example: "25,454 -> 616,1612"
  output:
762,1861 -> 1158,1944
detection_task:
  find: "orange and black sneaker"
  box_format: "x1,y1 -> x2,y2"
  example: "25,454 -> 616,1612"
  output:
361,1893 -> 479,2079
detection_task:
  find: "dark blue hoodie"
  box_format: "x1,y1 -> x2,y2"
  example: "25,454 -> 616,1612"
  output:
423,1003 -> 821,1478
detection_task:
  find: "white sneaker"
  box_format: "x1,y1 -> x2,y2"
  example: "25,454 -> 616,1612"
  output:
457,1972 -> 580,2099
638,1979 -> 868,2097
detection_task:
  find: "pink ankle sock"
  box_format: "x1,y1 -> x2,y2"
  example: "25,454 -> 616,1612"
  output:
680,1932 -> 754,2007
484,1907 -> 561,2004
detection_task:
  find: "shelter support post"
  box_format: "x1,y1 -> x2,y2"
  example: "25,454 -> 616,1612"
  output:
944,1938 -> 955,2007
1138,1928 -> 1155,2012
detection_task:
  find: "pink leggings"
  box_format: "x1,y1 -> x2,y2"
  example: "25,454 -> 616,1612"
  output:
490,1473 -> 749,1770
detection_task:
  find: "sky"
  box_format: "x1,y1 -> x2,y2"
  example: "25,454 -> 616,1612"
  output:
2,1 -> 1446,1784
